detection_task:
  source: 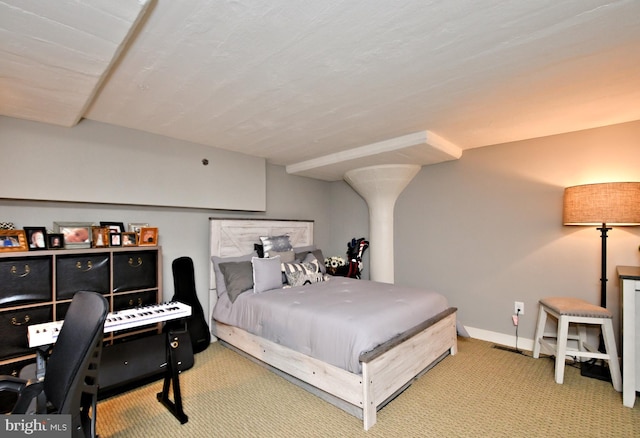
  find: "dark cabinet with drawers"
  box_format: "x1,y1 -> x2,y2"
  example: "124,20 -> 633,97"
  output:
0,246 -> 162,411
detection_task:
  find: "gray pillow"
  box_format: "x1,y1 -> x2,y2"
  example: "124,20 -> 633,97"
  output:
211,252 -> 257,297
219,261 -> 253,302
293,245 -> 316,255
252,256 -> 283,294
260,235 -> 292,257
270,250 -> 296,263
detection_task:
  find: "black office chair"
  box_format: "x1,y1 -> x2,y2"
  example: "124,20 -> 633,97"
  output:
0,291 -> 109,438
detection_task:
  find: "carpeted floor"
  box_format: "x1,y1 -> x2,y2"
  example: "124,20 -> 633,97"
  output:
97,338 -> 639,437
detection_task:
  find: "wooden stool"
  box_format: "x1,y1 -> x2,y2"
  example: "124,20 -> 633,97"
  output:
532,297 -> 621,391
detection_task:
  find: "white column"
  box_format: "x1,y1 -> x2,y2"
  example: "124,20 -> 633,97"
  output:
344,164 -> 421,284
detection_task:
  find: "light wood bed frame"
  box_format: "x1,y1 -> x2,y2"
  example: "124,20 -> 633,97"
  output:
209,218 -> 457,430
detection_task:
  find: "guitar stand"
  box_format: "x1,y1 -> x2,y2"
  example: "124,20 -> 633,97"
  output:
156,329 -> 189,424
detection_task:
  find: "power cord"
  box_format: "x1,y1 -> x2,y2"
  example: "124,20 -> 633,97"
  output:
515,309 -> 522,354
493,309 -> 526,356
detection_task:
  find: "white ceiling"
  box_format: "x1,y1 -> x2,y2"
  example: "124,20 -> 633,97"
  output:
2,0 -> 640,180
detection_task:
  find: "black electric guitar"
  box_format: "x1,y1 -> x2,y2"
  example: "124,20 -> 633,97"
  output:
169,256 -> 210,353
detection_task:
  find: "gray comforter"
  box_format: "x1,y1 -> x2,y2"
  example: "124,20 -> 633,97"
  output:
212,276 -> 449,374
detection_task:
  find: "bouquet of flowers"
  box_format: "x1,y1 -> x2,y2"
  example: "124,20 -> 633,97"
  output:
324,256 -> 346,269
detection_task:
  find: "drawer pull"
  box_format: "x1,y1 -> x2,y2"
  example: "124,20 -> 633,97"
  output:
75,260 -> 93,272
128,297 -> 143,307
10,264 -> 30,278
11,315 -> 31,326
128,257 -> 143,268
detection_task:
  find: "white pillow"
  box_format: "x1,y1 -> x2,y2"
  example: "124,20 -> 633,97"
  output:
252,256 -> 283,294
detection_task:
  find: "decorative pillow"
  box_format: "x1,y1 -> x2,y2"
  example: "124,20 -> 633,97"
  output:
285,270 -> 326,287
254,243 -> 264,258
252,256 -> 283,294
281,258 -> 320,278
295,249 -> 326,274
211,252 -> 257,297
260,235 -> 292,257
218,261 -> 253,302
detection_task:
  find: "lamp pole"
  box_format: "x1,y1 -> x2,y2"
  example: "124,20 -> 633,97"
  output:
597,223 -> 611,309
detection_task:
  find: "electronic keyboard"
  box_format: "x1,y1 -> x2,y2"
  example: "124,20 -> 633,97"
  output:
27,301 -> 192,348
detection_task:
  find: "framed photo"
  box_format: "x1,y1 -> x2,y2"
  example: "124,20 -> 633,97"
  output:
109,232 -> 122,247
54,222 -> 93,249
128,223 -> 149,234
138,227 -> 158,246
0,222 -> 15,230
91,227 -> 110,248
47,233 -> 64,249
121,232 -> 137,246
100,221 -> 125,233
24,227 -> 48,251
0,230 -> 28,252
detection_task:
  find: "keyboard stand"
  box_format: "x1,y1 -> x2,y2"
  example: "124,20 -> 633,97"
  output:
157,327 -> 189,424
33,346 -> 49,413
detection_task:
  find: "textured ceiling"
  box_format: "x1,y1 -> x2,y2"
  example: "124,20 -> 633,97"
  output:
2,0 -> 640,180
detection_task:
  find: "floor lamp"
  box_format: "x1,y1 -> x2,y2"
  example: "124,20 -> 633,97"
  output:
563,182 -> 640,379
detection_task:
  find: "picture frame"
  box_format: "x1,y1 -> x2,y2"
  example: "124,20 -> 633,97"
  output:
47,233 -> 65,249
128,223 -> 149,234
0,230 -> 28,252
138,227 -> 158,246
91,227 -> 110,248
100,221 -> 125,233
109,232 -> 122,247
54,222 -> 94,249
0,222 -> 15,230
24,227 -> 48,251
121,232 -> 137,246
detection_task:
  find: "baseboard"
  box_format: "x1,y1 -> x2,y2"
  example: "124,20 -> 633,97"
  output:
464,326 -> 534,352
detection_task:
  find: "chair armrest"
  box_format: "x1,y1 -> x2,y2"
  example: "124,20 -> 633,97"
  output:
0,376 -> 45,414
0,375 -> 28,393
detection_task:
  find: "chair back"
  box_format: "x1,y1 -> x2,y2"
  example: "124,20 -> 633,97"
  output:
44,291 -> 108,415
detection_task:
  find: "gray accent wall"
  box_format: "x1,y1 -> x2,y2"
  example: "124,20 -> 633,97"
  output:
333,120 -> 640,346
0,117 -> 266,211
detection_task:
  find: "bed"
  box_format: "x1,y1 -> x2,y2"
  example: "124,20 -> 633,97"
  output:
208,218 -> 457,430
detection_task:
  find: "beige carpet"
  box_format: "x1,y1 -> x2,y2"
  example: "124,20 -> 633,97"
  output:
97,338 -> 639,437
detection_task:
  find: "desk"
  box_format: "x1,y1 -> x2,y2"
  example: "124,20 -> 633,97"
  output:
617,266 -> 640,408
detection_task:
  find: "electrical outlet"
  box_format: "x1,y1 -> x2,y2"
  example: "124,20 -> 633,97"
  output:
514,301 -> 524,315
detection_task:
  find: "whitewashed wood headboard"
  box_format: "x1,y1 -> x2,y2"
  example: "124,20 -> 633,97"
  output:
208,218 -> 314,330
